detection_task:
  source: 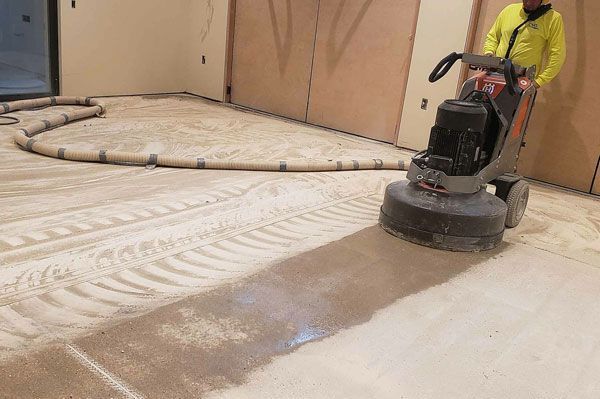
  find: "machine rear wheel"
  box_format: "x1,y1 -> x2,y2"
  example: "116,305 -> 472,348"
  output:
505,180 -> 529,228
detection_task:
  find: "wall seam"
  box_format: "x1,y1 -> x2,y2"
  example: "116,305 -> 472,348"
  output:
304,0 -> 322,123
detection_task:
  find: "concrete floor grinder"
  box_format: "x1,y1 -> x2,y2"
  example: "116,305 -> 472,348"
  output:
380,52 -> 537,252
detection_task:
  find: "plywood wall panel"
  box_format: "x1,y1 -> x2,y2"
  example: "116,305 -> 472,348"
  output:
306,0 -> 420,143
473,0 -> 600,192
230,0 -> 319,121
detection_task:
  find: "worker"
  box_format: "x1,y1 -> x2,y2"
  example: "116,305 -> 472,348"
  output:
483,0 -> 566,88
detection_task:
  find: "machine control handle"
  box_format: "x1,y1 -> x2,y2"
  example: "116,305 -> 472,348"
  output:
429,52 -> 463,83
503,59 -> 522,96
429,52 -> 524,95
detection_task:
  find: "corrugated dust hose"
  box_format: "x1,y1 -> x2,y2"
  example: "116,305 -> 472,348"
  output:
2,96 -> 408,172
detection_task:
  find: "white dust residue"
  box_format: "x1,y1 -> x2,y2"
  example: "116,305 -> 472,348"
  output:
0,95 -> 411,359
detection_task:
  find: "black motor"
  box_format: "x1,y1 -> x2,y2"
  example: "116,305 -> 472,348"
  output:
414,99 -> 493,177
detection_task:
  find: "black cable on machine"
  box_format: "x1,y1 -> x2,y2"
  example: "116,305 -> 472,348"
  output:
0,104 -> 52,126
0,116 -> 20,126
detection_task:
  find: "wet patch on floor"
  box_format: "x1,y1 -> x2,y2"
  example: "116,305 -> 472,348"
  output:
0,225 -> 505,398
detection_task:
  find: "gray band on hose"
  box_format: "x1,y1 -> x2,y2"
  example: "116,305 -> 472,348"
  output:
50,96 -> 57,106
25,139 -> 36,151
147,153 -> 158,166
6,97 -> 411,175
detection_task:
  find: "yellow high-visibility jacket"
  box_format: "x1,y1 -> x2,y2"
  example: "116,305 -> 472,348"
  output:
483,3 -> 566,87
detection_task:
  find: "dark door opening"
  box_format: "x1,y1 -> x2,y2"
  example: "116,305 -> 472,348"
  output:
0,0 -> 59,101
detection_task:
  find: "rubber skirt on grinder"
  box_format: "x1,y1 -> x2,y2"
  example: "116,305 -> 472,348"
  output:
379,180 -> 507,252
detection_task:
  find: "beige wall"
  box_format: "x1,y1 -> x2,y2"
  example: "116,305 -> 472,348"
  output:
59,0 -> 229,100
185,0 -> 230,101
396,0 -> 475,150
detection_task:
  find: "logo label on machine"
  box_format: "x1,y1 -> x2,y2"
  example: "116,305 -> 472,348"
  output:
482,83 -> 496,95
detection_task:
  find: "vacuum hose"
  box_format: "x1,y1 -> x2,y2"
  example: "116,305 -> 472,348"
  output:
1,96 -> 408,173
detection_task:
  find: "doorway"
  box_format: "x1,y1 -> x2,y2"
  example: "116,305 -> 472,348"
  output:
0,0 -> 59,101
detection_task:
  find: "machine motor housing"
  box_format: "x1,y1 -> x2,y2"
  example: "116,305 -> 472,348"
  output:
424,99 -> 493,177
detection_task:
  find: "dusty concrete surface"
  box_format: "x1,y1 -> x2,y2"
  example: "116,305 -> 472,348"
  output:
0,95 -> 599,398
0,343 -> 117,399
0,94 -> 412,360
0,226 -> 499,398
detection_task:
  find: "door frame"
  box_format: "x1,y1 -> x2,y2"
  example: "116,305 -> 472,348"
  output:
224,0 -> 237,103
0,0 -> 59,102
457,0 -> 483,95
392,0 -> 422,145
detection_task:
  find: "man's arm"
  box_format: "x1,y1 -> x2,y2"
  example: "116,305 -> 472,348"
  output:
535,14 -> 567,87
483,11 -> 504,56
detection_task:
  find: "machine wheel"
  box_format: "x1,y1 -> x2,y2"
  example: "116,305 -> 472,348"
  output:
505,180 -> 529,228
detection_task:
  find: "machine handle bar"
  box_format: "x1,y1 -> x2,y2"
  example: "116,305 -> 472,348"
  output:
428,52 -> 463,83
429,52 -> 523,95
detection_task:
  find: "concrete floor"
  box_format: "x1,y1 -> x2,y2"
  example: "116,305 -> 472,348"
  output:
0,95 -> 599,398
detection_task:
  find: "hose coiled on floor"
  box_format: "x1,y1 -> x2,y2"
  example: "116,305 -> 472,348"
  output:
1,96 -> 409,172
